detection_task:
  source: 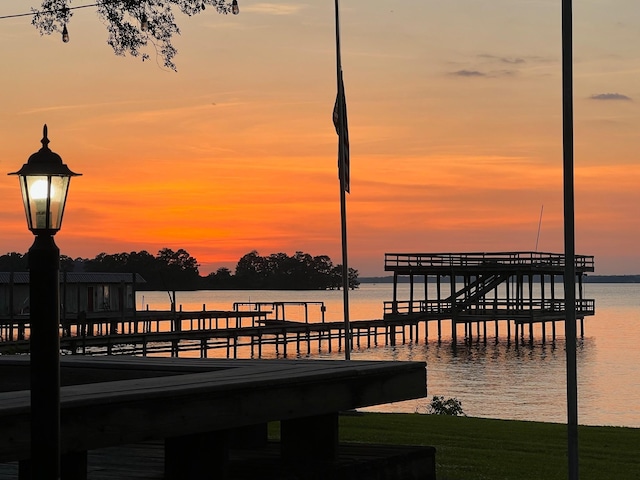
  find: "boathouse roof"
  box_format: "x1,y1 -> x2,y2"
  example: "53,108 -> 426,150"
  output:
0,272 -> 146,285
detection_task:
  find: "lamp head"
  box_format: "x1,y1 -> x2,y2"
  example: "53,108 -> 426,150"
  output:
8,125 -> 81,235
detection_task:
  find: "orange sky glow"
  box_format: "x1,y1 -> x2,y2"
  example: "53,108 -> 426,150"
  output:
1,1 -> 639,277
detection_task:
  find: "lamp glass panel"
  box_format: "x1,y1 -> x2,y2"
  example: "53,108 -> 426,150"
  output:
49,175 -> 70,230
22,175 -> 70,231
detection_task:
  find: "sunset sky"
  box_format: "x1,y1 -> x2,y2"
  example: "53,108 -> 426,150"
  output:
1,0 -> 639,277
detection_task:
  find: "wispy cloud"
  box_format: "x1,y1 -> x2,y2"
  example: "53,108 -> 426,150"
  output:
20,101 -> 140,115
242,3 -> 304,15
478,54 -> 525,65
589,93 -> 632,101
450,70 -> 485,77
449,69 -> 516,78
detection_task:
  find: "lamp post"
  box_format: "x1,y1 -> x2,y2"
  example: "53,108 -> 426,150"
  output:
9,125 -> 81,479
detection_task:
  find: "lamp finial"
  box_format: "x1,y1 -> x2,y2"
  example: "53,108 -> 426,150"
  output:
41,124 -> 50,150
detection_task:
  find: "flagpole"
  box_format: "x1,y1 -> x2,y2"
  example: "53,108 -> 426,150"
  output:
562,0 -> 579,478
335,0 -> 351,360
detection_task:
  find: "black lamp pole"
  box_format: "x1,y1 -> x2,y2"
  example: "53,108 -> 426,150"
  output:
28,234 -> 61,479
9,125 -> 80,479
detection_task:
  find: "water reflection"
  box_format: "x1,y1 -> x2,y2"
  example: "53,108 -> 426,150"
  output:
319,335 -> 608,426
138,284 -> 640,428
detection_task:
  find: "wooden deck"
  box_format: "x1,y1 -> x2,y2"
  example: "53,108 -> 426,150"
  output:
0,355 -> 428,479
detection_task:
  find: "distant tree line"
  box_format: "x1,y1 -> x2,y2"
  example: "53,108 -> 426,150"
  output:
0,249 -> 359,291
209,250 -> 359,290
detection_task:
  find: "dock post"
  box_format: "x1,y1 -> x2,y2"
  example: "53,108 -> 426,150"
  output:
529,323 -> 534,343
451,318 -> 457,345
281,333 -> 286,358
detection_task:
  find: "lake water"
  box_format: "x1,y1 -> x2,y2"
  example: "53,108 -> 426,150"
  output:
137,283 -> 640,428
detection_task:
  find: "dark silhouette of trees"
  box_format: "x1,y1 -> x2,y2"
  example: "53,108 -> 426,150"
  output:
31,1 -> 237,71
79,248 -> 200,290
232,250 -> 359,290
0,248 -> 359,291
0,252 -> 28,271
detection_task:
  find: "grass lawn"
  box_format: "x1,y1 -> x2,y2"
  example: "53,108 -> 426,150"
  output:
331,413 -> 640,480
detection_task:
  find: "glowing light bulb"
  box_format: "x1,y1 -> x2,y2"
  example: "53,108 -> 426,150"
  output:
30,179 -> 51,200
30,179 -> 53,229
62,25 -> 69,43
232,0 -> 239,15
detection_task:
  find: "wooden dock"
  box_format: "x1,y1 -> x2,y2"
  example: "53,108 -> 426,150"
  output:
384,251 -> 595,343
0,314 -> 428,358
0,251 -> 596,357
0,355 -> 431,479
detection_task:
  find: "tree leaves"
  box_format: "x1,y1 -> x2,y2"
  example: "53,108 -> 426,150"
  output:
30,0 -> 235,70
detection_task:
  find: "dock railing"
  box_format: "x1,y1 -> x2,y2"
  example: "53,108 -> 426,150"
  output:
384,298 -> 596,317
233,301 -> 327,326
384,252 -> 595,271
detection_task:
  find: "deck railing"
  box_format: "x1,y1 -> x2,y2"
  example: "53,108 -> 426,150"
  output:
384,298 -> 596,317
233,301 -> 327,324
384,252 -> 595,271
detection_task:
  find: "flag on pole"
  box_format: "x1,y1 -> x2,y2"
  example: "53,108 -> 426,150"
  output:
333,70 -> 350,193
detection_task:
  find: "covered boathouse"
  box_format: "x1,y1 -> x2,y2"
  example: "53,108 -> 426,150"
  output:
383,251 -> 595,342
0,271 -> 144,320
